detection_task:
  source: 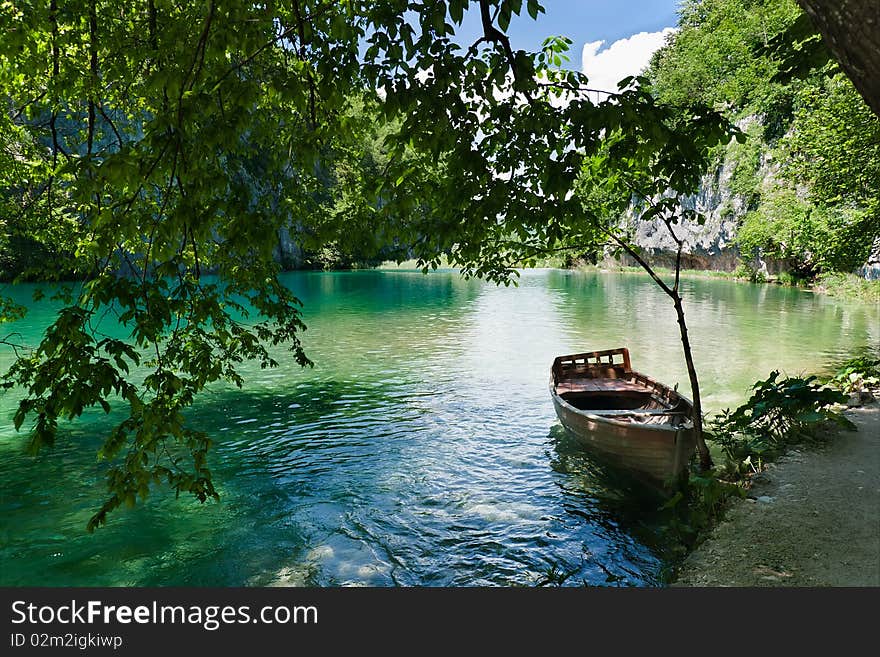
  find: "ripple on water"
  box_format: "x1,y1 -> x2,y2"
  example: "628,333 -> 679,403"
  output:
1,270 -> 876,586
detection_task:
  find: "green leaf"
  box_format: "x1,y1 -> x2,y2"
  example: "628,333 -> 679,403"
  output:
498,2 -> 512,31
527,0 -> 542,21
449,1 -> 463,24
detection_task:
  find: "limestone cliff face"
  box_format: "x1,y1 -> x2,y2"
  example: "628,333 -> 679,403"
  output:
619,135 -> 793,276
858,240 -> 880,280
274,226 -> 305,270
624,154 -> 747,272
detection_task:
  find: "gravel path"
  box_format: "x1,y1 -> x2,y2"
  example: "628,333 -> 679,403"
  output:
672,402 -> 880,587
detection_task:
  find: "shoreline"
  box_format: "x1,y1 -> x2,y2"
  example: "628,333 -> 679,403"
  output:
671,401 -> 880,587
572,265 -> 880,302
4,264 -> 878,304
378,261 -> 880,303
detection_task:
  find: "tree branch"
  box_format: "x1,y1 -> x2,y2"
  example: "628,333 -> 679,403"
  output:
210,4 -> 335,91
11,92 -> 48,121
535,80 -> 620,98
87,0 -> 98,157
292,0 -> 317,127
661,216 -> 685,293
601,226 -> 674,297
96,103 -> 124,149
478,0 -> 518,81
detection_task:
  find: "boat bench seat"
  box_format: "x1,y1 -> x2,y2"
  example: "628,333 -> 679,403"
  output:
556,379 -> 648,394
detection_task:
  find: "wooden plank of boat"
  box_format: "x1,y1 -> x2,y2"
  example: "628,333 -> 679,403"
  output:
549,347 -> 696,487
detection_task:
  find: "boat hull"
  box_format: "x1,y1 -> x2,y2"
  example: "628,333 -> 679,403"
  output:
551,384 -> 696,486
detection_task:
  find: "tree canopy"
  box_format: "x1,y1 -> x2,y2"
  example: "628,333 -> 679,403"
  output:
648,0 -> 880,277
1,1 -> 737,527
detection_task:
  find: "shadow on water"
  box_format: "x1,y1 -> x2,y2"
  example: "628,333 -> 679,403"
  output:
0,377 -> 429,587
541,424 -> 682,586
1,376 -> 675,587
548,425 -> 668,506
2,270 -> 876,587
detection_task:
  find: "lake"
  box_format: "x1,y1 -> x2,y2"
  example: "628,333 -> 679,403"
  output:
1,269 -> 877,586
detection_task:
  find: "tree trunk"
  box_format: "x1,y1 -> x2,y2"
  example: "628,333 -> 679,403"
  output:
605,229 -> 714,472
672,294 -> 712,471
796,0 -> 880,116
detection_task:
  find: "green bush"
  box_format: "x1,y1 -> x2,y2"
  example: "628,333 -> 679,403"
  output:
707,370 -> 854,473
663,365 -> 861,557
815,272 -> 880,303
827,356 -> 880,395
726,124 -> 764,206
776,270 -> 808,287
732,260 -> 766,283
660,473 -> 745,549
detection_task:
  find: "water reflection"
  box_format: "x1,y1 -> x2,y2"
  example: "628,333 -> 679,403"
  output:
544,270 -> 879,410
0,270 -> 876,587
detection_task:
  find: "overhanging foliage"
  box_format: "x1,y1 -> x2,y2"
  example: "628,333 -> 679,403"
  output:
0,0 -> 734,527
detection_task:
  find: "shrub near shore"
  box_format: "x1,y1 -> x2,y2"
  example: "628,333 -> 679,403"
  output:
660,356 -> 878,558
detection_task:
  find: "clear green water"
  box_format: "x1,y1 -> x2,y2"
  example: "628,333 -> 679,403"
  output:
1,270 -> 877,586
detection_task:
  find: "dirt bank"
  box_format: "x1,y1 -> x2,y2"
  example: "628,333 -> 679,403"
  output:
672,402 -> 880,587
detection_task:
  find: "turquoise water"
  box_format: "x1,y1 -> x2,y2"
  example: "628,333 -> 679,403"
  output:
0,269 -> 877,586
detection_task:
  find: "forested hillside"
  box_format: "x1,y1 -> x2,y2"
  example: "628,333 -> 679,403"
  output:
2,0 -> 877,282
643,0 -> 880,280
0,93 -> 412,280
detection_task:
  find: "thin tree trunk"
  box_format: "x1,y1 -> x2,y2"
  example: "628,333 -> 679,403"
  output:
672,294 -> 711,470
604,232 -> 713,471
88,0 -> 98,156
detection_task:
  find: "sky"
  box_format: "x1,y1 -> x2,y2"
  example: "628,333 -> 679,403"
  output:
452,1 -> 681,92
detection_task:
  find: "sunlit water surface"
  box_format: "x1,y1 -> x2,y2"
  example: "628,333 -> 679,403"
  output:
1,270 -> 877,586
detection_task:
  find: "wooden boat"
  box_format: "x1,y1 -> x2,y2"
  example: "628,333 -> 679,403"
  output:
550,348 -> 696,486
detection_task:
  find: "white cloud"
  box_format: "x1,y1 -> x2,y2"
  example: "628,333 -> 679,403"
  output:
581,28 -> 676,95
